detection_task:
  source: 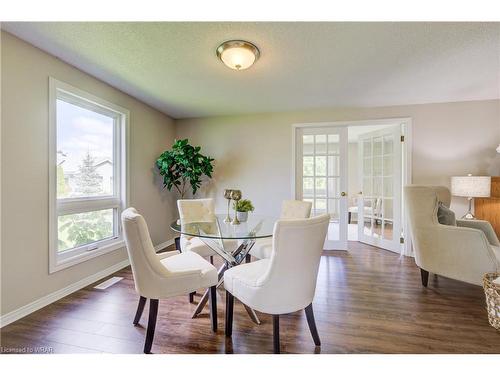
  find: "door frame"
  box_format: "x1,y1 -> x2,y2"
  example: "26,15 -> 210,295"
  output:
291,117 -> 413,256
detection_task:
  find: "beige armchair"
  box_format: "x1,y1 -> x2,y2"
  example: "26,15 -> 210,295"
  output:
404,185 -> 500,286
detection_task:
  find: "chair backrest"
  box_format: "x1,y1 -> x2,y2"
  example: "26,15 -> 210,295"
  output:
259,214 -> 330,313
404,185 -> 451,230
177,198 -> 216,223
280,200 -> 312,219
121,208 -> 170,296
404,185 -> 452,267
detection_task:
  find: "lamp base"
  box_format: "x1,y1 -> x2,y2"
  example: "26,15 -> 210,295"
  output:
461,211 -> 476,220
460,197 -> 476,220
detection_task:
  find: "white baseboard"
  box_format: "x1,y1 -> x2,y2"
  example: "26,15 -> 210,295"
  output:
0,237 -> 176,328
154,238 -> 175,252
0,259 -> 129,328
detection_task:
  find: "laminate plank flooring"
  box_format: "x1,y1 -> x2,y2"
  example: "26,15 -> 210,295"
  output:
1,242 -> 498,354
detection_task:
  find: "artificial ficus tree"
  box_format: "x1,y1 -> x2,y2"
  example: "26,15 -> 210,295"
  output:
156,139 -> 215,198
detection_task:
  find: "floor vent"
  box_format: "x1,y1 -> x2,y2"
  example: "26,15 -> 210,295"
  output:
94,276 -> 123,290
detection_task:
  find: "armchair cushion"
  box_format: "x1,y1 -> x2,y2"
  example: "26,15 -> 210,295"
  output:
437,202 -> 456,226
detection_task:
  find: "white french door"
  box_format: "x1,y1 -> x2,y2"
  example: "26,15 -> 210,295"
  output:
357,126 -> 402,252
295,126 -> 348,250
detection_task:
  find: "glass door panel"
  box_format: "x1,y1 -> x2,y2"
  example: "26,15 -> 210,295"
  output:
357,125 -> 402,253
296,126 -> 348,250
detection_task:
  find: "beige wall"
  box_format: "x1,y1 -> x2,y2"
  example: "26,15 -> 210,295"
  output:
1,32 -> 177,315
176,100 -> 500,218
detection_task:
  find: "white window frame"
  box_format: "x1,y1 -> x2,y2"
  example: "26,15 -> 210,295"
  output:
48,77 -> 130,273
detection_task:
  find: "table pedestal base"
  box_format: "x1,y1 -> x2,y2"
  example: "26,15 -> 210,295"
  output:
191,240 -> 261,325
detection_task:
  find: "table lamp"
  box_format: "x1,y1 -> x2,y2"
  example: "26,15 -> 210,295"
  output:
451,174 -> 491,219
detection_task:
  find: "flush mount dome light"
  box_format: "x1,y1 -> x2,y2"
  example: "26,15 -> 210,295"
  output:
216,40 -> 260,70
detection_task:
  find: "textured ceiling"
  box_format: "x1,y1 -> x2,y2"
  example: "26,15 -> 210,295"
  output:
2,22 -> 499,119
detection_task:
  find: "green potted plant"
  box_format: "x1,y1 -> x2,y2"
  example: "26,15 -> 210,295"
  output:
233,199 -> 254,222
156,139 -> 214,198
156,139 -> 215,249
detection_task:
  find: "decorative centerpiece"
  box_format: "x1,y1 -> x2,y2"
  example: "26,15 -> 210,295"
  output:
230,190 -> 242,225
223,189 -> 233,223
234,199 -> 254,223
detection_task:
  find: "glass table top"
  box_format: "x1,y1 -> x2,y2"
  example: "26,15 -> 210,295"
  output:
170,214 -> 276,240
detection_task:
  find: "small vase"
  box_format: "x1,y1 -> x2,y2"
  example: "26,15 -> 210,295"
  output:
236,211 -> 248,222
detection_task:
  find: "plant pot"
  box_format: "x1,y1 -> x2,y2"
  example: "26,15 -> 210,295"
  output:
236,211 -> 248,222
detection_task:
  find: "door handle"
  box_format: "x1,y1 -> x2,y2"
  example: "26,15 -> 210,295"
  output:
341,192 -> 347,197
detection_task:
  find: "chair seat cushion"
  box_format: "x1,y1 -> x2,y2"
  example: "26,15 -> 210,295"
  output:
249,237 -> 273,259
161,251 -> 218,289
224,259 -> 270,296
184,237 -> 237,258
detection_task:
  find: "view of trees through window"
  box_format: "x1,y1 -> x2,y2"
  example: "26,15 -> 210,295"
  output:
56,98 -> 116,252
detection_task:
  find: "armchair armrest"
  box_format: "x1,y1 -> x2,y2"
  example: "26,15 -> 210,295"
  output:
416,225 -> 499,285
156,250 -> 180,260
456,219 -> 500,246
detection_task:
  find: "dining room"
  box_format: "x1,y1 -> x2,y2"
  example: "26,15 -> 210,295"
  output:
1,4 -> 500,375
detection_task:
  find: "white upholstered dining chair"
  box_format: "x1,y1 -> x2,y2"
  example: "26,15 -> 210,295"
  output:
122,208 -> 218,353
249,200 -> 312,260
404,185 -> 500,286
177,198 -> 239,302
224,214 -> 330,353
177,198 -> 218,260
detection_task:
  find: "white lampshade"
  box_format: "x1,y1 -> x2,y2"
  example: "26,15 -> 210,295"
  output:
451,175 -> 491,198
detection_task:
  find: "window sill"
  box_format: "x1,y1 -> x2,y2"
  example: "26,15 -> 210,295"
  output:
49,239 -> 126,274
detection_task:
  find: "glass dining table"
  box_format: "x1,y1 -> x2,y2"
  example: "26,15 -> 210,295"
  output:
170,214 -> 276,325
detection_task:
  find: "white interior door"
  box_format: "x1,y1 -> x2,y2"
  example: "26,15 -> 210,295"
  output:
295,126 -> 348,250
357,126 -> 402,252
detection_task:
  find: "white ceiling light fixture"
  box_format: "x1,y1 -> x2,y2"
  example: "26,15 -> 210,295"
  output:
216,40 -> 260,71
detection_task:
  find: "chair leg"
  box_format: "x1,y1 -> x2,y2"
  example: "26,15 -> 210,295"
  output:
225,291 -> 234,337
273,315 -> 280,354
210,255 -> 214,264
420,268 -> 429,287
304,304 -> 321,346
348,212 -> 352,224
144,299 -> 159,354
209,286 -> 217,332
245,254 -> 251,263
189,291 -> 195,303
133,296 -> 147,325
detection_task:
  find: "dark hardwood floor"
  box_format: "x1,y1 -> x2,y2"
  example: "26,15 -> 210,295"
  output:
1,242 -> 499,354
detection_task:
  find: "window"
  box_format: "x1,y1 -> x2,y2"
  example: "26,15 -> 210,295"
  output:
49,78 -> 129,272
